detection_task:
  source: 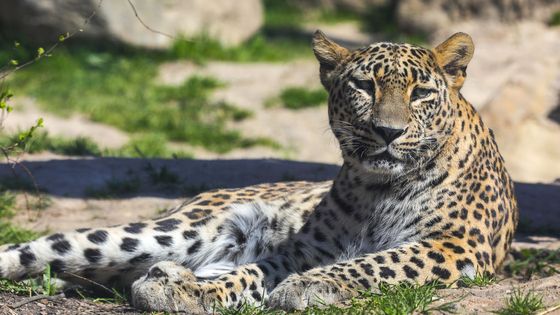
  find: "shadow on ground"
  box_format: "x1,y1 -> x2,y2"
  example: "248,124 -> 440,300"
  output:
0,157 -> 558,232
0,157 -> 339,198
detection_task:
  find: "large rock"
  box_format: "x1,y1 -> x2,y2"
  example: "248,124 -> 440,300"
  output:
398,0 -> 560,36
438,21 -> 560,183
0,0 -> 263,49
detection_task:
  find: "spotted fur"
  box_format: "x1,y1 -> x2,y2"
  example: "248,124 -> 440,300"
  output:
0,31 -> 518,313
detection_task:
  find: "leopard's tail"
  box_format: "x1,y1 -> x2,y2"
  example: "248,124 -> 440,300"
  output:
0,219 -> 196,287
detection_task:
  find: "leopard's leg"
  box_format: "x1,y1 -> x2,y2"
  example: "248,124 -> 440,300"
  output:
132,260 -> 278,312
130,184 -> 350,312
268,238 -> 493,311
131,223 -> 345,312
131,238 -> 490,312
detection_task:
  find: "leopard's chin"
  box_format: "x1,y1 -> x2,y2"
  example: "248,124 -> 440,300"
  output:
344,149 -> 408,175
360,159 -> 406,175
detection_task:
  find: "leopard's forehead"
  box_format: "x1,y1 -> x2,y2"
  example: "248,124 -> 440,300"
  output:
343,42 -> 440,86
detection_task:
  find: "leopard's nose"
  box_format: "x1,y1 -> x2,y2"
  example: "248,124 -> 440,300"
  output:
147,266 -> 167,279
373,126 -> 406,143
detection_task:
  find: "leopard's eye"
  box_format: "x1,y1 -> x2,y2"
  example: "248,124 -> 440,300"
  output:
410,87 -> 434,102
351,78 -> 375,95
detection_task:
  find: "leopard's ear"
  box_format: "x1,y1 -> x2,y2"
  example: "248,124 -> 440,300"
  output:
433,32 -> 474,90
312,30 -> 349,89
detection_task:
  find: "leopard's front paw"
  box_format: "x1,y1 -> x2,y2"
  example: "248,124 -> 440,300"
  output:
267,274 -> 353,311
132,261 -> 210,314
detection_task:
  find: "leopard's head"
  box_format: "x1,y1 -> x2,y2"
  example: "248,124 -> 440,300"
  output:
313,31 -> 474,177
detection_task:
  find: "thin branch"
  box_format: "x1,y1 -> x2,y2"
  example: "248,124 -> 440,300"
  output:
0,0 -> 104,81
0,304 -> 18,315
10,293 -> 64,309
127,0 -> 175,39
537,301 -> 560,315
61,272 -> 118,297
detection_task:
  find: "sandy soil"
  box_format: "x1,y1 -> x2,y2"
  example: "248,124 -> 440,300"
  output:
0,293 -> 138,315
434,274 -> 560,314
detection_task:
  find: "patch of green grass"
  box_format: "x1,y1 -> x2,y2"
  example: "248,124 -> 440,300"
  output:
263,0 -> 303,28
169,34 -> 311,64
113,133 -> 172,158
0,264 -> 59,296
273,87 -> 328,110
261,0 -> 428,45
495,289 -> 544,315
0,131 -> 102,157
0,278 -> 36,296
504,248 -> 560,280
0,182 -> 49,244
84,172 -> 141,199
41,263 -> 58,296
8,48 -> 273,153
0,279 -> 39,296
549,11 -> 560,26
215,302 -> 280,315
0,191 -> 16,217
262,1 -> 356,28
0,192 -> 38,245
169,0 -> 313,63
458,272 -> 497,287
1,131 -> 195,159
0,222 -> 38,245
300,282 -> 454,315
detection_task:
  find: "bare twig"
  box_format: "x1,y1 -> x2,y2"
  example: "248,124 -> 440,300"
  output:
10,293 -> 64,309
62,272 -> 117,297
0,0 -> 104,81
537,301 -> 560,315
0,304 -> 18,315
127,0 -> 175,39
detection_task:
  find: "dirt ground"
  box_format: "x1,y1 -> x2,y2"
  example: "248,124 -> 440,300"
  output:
0,293 -> 138,315
0,246 -> 559,315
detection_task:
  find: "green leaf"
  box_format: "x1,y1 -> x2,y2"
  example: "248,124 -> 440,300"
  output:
9,59 -> 18,66
37,47 -> 45,57
58,33 -> 69,42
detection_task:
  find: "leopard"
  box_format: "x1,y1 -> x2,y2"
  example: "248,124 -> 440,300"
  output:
0,31 -> 518,313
